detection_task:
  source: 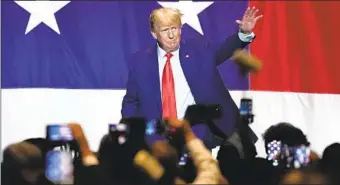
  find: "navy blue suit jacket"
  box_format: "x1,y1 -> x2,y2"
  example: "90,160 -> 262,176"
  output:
121,32 -> 251,148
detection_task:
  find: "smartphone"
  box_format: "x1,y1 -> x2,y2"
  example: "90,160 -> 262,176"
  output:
145,119 -> 157,135
45,124 -> 74,184
45,150 -> 74,184
240,98 -> 253,116
46,125 -> 73,142
109,123 -> 129,144
266,140 -> 282,167
267,140 -> 311,169
287,145 -> 311,168
184,104 -> 222,123
178,153 -> 189,166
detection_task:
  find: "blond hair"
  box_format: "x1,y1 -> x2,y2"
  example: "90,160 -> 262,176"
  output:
150,7 -> 182,31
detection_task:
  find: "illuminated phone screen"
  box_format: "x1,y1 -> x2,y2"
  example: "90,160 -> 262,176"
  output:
146,119 -> 157,135
45,151 -> 74,184
47,125 -> 73,142
240,99 -> 252,115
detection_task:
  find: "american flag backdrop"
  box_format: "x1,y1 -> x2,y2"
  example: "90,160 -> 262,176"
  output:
2,1 -> 340,157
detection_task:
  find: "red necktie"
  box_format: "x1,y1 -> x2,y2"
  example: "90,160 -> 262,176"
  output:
162,53 -> 177,119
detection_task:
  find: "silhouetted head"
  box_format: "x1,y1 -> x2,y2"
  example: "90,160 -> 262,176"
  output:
2,141 -> 44,184
263,122 -> 310,153
321,143 -> 340,172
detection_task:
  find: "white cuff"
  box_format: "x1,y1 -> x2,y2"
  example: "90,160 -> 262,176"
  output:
238,31 -> 255,42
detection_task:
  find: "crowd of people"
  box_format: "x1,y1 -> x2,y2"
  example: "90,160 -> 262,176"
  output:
2,115 -> 340,185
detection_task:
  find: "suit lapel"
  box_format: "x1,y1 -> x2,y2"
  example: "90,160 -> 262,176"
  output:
146,45 -> 163,114
179,41 -> 199,100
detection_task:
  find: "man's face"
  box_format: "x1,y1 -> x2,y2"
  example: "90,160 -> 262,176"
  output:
152,20 -> 182,53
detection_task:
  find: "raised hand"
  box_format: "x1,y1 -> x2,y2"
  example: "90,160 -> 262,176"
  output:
236,6 -> 263,34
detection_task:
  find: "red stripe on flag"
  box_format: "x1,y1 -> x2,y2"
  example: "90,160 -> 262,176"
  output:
249,1 -> 340,94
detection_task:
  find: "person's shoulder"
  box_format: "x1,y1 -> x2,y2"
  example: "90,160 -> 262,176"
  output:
126,45 -> 156,68
182,35 -> 214,49
129,45 -> 156,58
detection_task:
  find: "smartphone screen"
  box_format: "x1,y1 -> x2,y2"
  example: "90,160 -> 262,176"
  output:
145,119 -> 157,135
45,150 -> 74,184
267,140 -> 282,166
240,98 -> 252,116
178,153 -> 189,166
267,141 -> 311,169
47,125 -> 73,142
289,146 -> 311,168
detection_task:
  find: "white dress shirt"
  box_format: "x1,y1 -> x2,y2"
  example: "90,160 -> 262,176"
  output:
157,45 -> 195,119
157,32 -> 255,119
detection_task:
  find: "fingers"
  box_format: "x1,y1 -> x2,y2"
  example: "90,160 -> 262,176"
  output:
244,6 -> 251,17
68,123 -> 82,134
250,8 -> 259,19
68,122 -> 81,130
235,20 -> 243,25
167,119 -> 191,132
68,122 -> 86,141
167,119 -> 184,128
245,6 -> 261,20
254,14 -> 264,22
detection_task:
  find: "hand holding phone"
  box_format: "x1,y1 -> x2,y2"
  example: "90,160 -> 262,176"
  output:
109,123 -> 129,144
178,153 -> 189,166
145,119 -> 177,138
266,140 -> 311,169
289,145 -> 311,168
45,124 -> 75,184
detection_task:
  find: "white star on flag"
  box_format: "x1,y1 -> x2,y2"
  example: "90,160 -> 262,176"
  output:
15,1 -> 70,35
158,0 -> 214,35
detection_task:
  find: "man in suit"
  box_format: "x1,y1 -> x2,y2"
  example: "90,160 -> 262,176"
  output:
121,6 -> 262,148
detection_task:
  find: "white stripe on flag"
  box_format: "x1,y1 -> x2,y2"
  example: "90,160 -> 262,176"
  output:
2,89 -> 340,158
